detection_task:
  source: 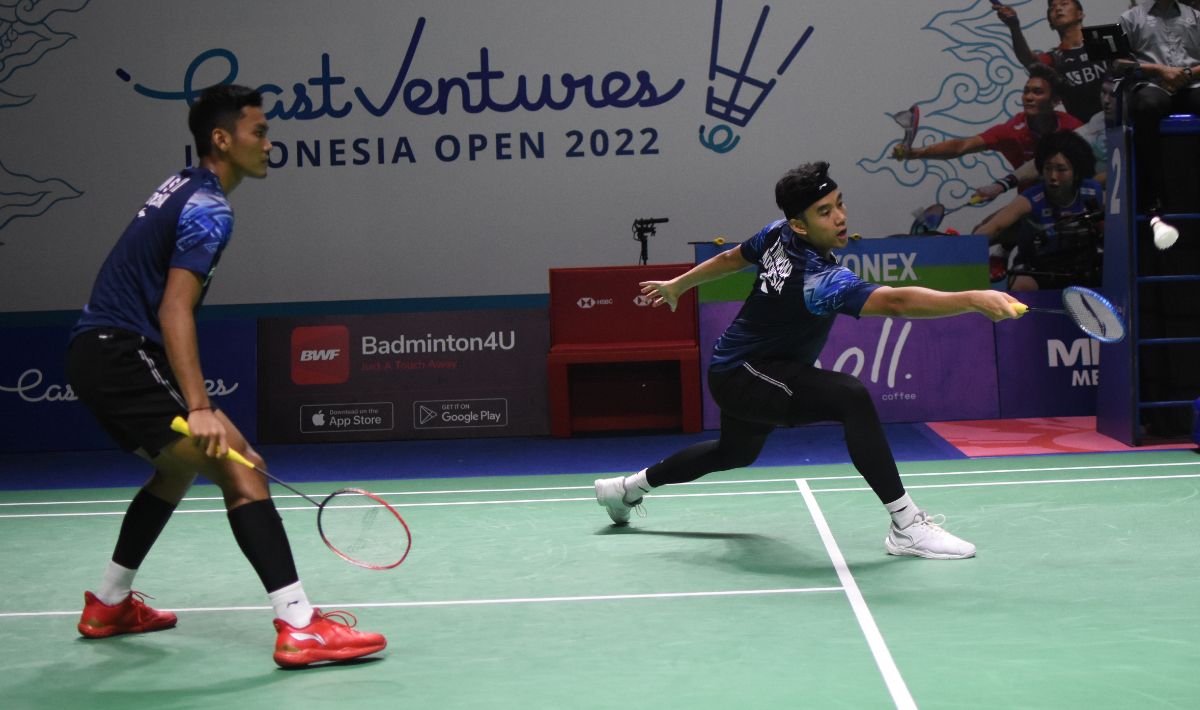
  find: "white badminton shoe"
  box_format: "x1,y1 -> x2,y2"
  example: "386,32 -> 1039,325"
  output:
885,512 -> 976,560
594,476 -> 644,525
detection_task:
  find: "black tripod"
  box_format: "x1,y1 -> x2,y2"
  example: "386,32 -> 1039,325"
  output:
632,218 -> 669,265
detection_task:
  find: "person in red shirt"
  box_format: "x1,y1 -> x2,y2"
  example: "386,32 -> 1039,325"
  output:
892,64 -> 1083,183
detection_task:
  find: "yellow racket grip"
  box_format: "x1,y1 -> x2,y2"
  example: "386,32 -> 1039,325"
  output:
1012,303 -> 1028,317
170,415 -> 255,469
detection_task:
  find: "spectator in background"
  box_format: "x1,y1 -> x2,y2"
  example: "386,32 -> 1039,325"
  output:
973,70 -> 1116,204
974,130 -> 1103,291
893,64 -> 1083,186
1115,0 -> 1200,209
993,0 -> 1107,124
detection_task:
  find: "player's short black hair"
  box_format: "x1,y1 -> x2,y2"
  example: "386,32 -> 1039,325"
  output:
1046,0 -> 1083,22
1034,130 -> 1094,182
775,161 -> 835,221
188,84 -> 264,158
1026,62 -> 1065,98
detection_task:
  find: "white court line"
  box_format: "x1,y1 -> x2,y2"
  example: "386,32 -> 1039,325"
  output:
3,471 -> 1199,519
815,471 -> 1200,493
1,460 -> 1194,508
796,478 -> 916,710
0,586 -> 843,620
4,460 -> 1195,510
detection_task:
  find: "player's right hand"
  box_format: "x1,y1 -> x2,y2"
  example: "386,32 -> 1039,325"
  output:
639,280 -> 681,312
973,290 -> 1022,322
186,407 -> 229,458
994,4 -> 1019,28
890,144 -> 909,160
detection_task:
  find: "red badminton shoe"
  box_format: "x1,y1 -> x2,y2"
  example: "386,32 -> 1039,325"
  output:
272,609 -> 387,668
77,590 -> 178,639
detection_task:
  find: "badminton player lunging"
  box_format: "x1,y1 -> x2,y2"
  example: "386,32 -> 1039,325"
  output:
596,161 -> 1021,559
66,84 -> 386,666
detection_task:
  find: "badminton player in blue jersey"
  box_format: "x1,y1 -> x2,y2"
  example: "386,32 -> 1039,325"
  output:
66,84 -> 386,666
595,161 -> 1022,559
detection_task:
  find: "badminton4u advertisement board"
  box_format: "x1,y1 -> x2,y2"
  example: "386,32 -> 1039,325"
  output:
257,309 -> 549,443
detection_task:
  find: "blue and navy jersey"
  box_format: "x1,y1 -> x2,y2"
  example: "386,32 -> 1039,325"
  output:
72,168 -> 233,345
1020,178 -> 1102,256
710,220 -> 880,371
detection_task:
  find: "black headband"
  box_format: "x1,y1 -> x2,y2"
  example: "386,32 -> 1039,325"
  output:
792,177 -> 838,219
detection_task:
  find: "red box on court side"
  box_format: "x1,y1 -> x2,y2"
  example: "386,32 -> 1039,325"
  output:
547,264 -> 701,436
291,325 -> 350,385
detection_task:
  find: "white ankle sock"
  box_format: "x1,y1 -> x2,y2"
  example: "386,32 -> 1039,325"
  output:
96,561 -> 137,605
269,581 -> 315,628
623,469 -> 651,504
885,493 -> 920,529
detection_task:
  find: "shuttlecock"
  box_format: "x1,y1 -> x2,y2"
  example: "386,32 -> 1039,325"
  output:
1151,216 -> 1178,250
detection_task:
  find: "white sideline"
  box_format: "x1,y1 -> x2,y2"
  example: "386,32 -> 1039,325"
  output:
0,586 -> 844,619
796,478 -> 916,710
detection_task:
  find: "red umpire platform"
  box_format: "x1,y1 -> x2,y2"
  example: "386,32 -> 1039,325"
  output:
547,264 -> 702,437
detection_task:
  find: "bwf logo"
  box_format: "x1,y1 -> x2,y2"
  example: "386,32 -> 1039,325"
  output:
291,325 -> 350,385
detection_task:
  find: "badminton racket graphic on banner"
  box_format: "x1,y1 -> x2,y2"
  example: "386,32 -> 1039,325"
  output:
1012,286 -> 1126,343
909,196 -> 983,235
890,103 -> 920,156
170,417 -> 412,570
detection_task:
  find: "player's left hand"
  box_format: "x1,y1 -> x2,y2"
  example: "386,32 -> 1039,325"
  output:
972,181 -> 1006,204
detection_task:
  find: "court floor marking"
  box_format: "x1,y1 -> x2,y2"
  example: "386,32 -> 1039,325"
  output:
0,459 -> 1194,509
818,471 -> 1200,493
2,470 -> 1197,519
797,478 -> 916,710
0,587 -> 845,620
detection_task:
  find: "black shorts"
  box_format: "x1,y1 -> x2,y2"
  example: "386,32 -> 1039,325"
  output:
66,328 -> 188,457
709,359 -> 867,426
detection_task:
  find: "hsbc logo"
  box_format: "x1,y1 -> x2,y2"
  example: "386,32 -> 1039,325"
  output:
633,294 -> 653,306
291,325 -> 350,385
576,296 -> 614,309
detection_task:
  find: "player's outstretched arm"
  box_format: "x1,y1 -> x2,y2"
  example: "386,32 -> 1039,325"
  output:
640,247 -> 751,312
861,286 -> 1021,322
994,3 -> 1038,67
893,135 -> 986,161
975,194 -> 1033,244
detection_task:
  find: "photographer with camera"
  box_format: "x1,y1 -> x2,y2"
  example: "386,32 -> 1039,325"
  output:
973,130 -> 1102,291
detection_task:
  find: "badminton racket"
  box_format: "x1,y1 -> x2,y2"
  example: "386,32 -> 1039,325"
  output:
909,196 -> 983,235
1012,285 -> 1126,343
890,103 -> 920,156
170,416 -> 412,570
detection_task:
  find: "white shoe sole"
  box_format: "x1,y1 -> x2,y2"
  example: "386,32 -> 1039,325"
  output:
885,537 -> 975,560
